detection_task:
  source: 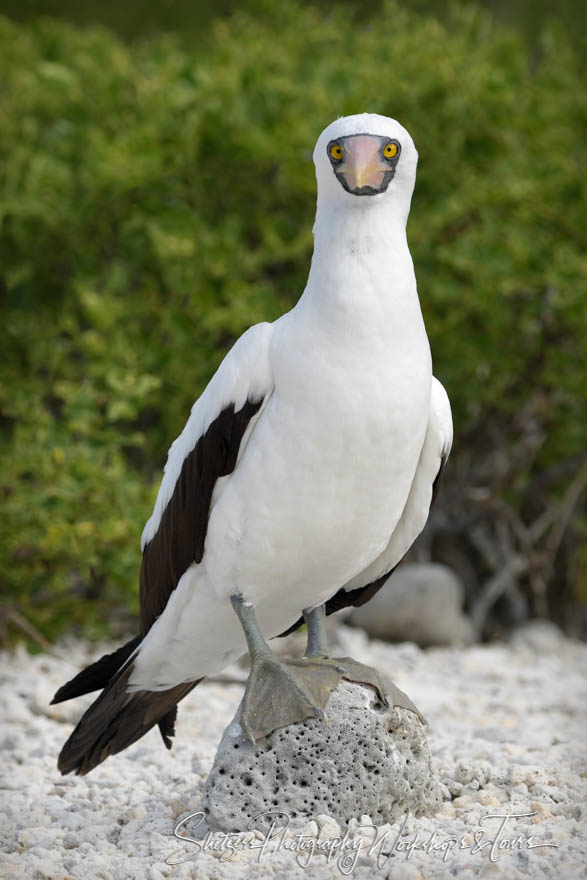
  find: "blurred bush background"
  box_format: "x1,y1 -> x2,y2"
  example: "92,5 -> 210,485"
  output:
0,0 -> 585,646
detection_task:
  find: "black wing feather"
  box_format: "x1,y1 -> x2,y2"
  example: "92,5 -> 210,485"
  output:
139,398 -> 263,635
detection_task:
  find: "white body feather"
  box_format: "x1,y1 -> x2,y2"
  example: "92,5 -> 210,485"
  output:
129,114 -> 452,690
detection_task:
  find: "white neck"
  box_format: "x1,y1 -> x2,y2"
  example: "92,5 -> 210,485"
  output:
299,196 -> 425,350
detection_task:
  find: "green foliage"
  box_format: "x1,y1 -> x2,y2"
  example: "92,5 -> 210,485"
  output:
1,3 -> 585,641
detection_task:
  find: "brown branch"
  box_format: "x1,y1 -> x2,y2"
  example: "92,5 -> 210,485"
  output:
470,556 -> 528,631
542,459 -> 587,584
0,606 -> 73,664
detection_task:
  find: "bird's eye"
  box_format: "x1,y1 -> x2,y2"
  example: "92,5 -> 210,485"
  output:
383,142 -> 399,159
329,143 -> 344,162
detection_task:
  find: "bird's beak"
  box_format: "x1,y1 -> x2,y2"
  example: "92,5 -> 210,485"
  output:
330,134 -> 398,197
341,136 -> 386,191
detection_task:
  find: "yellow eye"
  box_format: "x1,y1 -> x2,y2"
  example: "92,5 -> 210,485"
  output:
329,143 -> 343,161
383,142 -> 398,159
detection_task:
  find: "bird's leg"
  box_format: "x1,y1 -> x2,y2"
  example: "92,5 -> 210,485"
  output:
303,603 -> 330,659
303,602 -> 426,723
302,603 -> 388,705
231,595 -> 343,743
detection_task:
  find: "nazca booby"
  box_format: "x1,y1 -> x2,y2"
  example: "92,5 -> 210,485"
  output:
53,113 -> 453,775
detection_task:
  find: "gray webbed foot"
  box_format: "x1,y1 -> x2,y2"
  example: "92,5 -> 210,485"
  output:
240,654 -> 343,743
333,655 -> 426,724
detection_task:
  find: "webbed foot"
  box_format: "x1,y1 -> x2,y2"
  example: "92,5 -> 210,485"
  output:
333,655 -> 426,724
240,654 -> 343,743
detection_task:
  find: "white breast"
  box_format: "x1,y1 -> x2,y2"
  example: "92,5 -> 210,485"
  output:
202,282 -> 432,612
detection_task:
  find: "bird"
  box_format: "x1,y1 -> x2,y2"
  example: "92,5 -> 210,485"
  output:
52,112 -> 453,776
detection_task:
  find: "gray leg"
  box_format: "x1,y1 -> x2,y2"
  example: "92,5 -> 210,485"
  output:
303,603 -> 330,659
231,595 -> 273,664
231,595 -> 343,743
302,602 -> 426,723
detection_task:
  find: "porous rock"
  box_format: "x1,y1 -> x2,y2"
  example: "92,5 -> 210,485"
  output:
348,563 -> 475,646
203,679 -> 441,832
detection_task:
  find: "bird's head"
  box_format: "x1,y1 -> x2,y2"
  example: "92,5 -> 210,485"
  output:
313,114 -> 418,216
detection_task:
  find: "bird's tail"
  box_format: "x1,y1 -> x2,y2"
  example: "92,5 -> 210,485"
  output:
52,637 -> 200,776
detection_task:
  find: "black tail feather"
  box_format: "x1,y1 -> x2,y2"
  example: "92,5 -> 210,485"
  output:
157,705 -> 179,749
57,660 -> 200,776
51,636 -> 142,704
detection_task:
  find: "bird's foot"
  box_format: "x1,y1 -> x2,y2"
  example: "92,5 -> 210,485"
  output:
333,655 -> 426,724
239,654 -> 344,743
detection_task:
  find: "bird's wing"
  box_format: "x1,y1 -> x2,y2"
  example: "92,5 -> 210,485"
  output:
139,321 -> 274,636
278,376 -> 453,635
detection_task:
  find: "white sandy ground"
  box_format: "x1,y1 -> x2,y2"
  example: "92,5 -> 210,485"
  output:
0,621 -> 586,880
